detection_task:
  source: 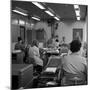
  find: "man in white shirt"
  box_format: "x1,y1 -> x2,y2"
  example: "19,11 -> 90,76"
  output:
61,40 -> 87,85
32,45 -> 43,66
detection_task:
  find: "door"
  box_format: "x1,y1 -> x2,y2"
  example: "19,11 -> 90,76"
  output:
20,26 -> 25,43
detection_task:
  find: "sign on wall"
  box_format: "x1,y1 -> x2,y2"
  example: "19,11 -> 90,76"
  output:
73,28 -> 83,41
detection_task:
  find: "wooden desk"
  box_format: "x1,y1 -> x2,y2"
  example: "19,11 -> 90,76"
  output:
37,67 -> 61,88
46,50 -> 59,58
46,56 -> 62,68
12,50 -> 25,64
12,64 -> 33,89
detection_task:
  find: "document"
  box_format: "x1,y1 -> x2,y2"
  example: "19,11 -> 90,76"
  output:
45,67 -> 57,73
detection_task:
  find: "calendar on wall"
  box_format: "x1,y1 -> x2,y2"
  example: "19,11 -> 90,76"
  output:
73,28 -> 83,41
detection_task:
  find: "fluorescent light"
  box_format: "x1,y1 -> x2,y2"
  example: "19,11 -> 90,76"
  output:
54,17 -> 60,21
74,5 -> 79,9
12,10 -> 28,16
77,16 -> 80,20
74,5 -> 80,20
45,10 -> 54,16
32,17 -> 40,21
75,10 -> 80,16
32,2 -> 45,9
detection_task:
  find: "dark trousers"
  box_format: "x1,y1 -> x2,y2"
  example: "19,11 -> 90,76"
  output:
34,65 -> 42,74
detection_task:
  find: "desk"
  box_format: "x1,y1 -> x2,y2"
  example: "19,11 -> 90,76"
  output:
12,50 -> 25,64
37,67 -> 61,88
12,64 -> 33,89
40,49 -> 60,69
46,50 -> 59,55
45,49 -> 59,57
46,56 -> 62,68
45,50 -> 59,60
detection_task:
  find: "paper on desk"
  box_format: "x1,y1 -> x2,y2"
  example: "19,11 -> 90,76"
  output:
45,67 -> 57,73
46,81 -> 56,85
12,50 -> 21,53
60,53 -> 67,57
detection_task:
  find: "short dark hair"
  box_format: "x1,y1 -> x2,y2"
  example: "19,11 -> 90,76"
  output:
55,39 -> 59,42
18,37 -> 22,42
70,40 -> 81,53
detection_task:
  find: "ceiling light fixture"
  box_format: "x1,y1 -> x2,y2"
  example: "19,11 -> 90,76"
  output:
12,9 -> 28,16
54,17 -> 60,21
32,2 -> 45,9
45,10 -> 54,16
77,16 -> 80,20
75,10 -> 80,16
74,5 -> 79,9
32,17 -> 40,21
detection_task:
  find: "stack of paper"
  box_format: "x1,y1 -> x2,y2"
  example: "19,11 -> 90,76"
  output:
45,67 -> 57,73
46,81 -> 57,85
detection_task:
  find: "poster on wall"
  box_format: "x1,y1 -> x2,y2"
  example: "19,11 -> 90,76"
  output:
11,0 -> 88,89
73,28 -> 83,41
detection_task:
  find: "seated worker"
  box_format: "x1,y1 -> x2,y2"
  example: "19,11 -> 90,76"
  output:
61,40 -> 87,86
60,36 -> 66,45
14,37 -> 25,63
55,39 -> 60,49
15,37 -> 25,51
25,44 -> 35,64
30,40 -> 43,74
47,35 -> 59,48
47,37 -> 55,48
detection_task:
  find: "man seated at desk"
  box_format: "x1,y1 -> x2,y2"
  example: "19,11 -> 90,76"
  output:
13,37 -> 25,64
46,37 -> 55,48
60,36 -> 67,46
47,36 -> 60,50
15,37 -> 25,51
54,39 -> 60,49
61,40 -> 87,86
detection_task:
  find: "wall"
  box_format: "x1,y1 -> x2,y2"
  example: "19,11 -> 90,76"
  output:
11,13 -> 52,44
11,24 -> 20,42
55,19 -> 87,44
11,13 -> 33,43
11,12 -> 87,44
34,22 -> 51,42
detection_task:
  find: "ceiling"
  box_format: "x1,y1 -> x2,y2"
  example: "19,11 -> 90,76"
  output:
11,0 -> 87,21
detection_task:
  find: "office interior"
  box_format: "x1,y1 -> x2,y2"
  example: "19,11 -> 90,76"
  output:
11,0 -> 88,89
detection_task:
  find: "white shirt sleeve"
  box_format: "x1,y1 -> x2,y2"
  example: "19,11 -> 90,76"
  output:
33,46 -> 40,57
